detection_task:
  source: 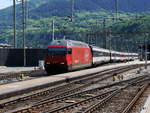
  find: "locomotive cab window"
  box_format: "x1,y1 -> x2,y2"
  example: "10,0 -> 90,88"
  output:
67,48 -> 72,54
47,48 -> 67,56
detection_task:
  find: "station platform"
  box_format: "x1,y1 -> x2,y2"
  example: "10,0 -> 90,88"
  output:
0,60 -> 149,98
0,67 -> 38,74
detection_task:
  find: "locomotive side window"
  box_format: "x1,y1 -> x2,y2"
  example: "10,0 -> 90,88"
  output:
48,48 -> 67,56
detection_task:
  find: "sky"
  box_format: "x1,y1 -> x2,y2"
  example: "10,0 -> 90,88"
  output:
0,0 -> 12,9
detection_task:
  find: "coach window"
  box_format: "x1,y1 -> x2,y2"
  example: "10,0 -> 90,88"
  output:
68,48 -> 72,54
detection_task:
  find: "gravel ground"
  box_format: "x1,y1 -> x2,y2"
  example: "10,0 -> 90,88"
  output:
108,65 -> 150,113
113,65 -> 150,81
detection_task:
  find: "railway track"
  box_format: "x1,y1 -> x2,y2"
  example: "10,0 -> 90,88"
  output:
124,83 -> 150,113
86,80 -> 150,113
10,74 -> 150,113
44,77 -> 150,113
0,65 -> 136,101
121,85 -> 148,113
0,65 -> 148,113
0,66 -> 130,112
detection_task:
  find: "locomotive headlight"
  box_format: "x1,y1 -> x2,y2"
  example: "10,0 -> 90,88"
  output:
61,62 -> 65,64
46,62 -> 50,64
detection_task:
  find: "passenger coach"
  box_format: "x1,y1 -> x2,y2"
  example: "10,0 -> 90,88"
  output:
44,40 -> 92,74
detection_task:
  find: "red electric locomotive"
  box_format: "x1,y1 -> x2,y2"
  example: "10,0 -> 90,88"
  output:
44,40 -> 92,74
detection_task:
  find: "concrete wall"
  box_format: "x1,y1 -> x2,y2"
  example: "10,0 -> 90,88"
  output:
0,49 -> 47,66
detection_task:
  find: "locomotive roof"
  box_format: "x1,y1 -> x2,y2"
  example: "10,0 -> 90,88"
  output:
50,40 -> 89,47
91,46 -> 110,53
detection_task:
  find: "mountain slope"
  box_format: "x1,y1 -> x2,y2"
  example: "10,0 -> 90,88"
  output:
28,0 -> 150,13
0,0 -> 150,22
21,0 -> 150,19
0,0 -> 149,49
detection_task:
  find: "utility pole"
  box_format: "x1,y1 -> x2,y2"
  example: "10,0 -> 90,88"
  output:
22,0 -> 26,66
71,0 -> 74,22
103,18 -> 107,48
109,27 -> 112,62
126,40 -> 130,61
24,0 -> 28,29
145,34 -> 148,69
140,44 -> 142,60
13,0 -> 16,48
115,0 -> 118,21
52,19 -> 55,41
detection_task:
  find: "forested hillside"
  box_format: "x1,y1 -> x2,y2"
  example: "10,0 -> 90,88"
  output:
0,0 -> 149,50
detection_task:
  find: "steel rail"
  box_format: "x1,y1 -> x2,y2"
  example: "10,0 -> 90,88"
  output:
83,80 -> 150,113
1,64 -> 145,113
83,88 -> 122,113
33,75 -> 148,106
11,90 -> 115,113
0,65 -> 133,106
34,66 -> 136,104
43,89 -> 117,113
121,84 -> 149,113
10,74 -> 149,113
